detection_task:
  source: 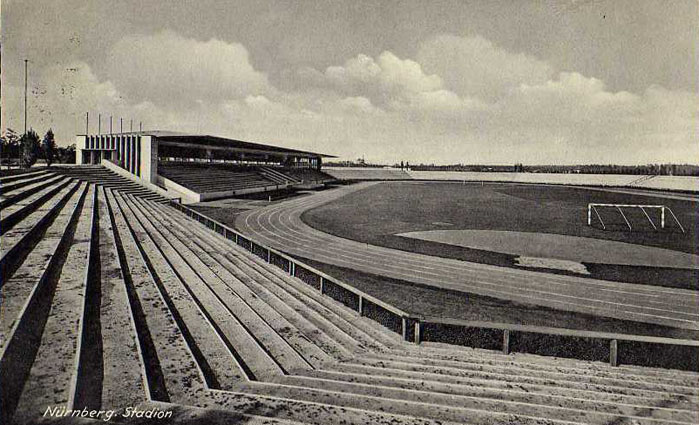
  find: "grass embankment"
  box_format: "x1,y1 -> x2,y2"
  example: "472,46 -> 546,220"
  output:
294,255 -> 699,341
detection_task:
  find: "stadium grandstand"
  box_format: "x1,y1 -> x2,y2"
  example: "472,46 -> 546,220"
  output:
322,167 -> 699,192
75,130 -> 336,202
2,165 -> 698,425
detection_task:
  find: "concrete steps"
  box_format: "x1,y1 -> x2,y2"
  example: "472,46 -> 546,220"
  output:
261,375 -> 693,425
113,192 -> 247,389
363,350 -> 699,394
0,169 -> 51,184
0,171 -> 55,193
105,189 -> 208,403
120,194 -> 287,382
0,183 -> 87,351
148,199 -> 387,356
130,196 -> 321,374
293,367 -> 698,419
158,163 -> 277,193
54,166 -> 169,203
0,180 -> 80,276
0,177 -> 73,233
133,196 -> 335,368
191,389 -> 461,425
0,174 -> 66,209
11,186 -> 96,424
94,186 -> 147,409
0,183 -> 90,425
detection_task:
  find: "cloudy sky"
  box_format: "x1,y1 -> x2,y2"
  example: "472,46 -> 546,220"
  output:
2,0 -> 697,164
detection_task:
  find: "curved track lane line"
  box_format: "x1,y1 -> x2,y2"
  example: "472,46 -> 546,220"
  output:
235,182 -> 699,330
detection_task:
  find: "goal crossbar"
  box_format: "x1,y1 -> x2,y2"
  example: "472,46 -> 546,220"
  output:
587,203 -> 685,233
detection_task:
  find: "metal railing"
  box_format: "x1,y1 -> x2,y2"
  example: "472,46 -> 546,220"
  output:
168,200 -> 699,371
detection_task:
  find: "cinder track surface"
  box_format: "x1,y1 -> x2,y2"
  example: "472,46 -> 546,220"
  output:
236,182 -> 699,331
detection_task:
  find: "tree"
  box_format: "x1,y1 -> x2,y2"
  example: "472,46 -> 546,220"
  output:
42,128 -> 57,167
1,128 -> 21,168
55,143 -> 76,164
20,129 -> 41,168
63,144 -> 76,164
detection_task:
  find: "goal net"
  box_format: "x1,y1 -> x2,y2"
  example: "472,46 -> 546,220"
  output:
587,203 -> 685,233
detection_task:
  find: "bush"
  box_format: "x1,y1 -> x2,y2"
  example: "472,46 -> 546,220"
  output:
42,129 -> 57,167
20,130 -> 40,168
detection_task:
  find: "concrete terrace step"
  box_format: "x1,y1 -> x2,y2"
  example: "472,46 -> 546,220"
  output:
267,373 -> 695,424
135,198 -> 333,363
379,344 -> 699,390
129,400 -> 314,425
206,382 -> 587,425
121,194 -> 284,382
191,389 -> 463,425
112,192 -> 246,389
359,350 -> 699,396
0,170 -> 51,184
0,174 -> 66,209
95,186 -> 147,409
148,200 -> 354,361
0,177 -> 73,233
104,189 -> 208,403
292,367 -> 698,421
341,356 -> 699,401
158,201 -> 391,355
11,186 -> 96,425
132,197 -> 329,372
0,180 -> 80,274
0,184 -> 90,425
0,172 -> 55,192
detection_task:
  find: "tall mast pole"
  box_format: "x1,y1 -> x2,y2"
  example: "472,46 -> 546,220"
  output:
23,59 -> 28,135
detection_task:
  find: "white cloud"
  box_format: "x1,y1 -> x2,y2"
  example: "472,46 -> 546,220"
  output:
373,51 -> 443,94
476,72 -> 699,163
317,51 -> 449,108
106,31 -> 271,105
336,96 -> 384,115
3,32 -> 694,165
417,35 -> 553,101
2,61 -> 135,143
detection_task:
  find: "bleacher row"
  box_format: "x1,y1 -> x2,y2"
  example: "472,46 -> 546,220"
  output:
159,162 -> 335,195
1,167 -> 698,424
158,163 -> 278,194
276,167 -> 335,184
324,168 -> 699,192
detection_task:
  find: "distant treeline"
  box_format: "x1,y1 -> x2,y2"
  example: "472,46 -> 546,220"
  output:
325,161 -> 386,168
407,163 -> 699,176
1,128 -> 76,168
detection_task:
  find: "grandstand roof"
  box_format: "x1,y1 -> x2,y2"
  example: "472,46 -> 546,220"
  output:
79,130 -> 335,158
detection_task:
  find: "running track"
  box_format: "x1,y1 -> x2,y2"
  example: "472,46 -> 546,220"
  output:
236,182 -> 699,331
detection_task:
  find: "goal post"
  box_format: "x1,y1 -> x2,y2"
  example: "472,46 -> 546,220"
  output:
587,203 -> 685,233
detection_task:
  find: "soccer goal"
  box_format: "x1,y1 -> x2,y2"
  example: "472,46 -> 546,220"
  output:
587,203 -> 685,233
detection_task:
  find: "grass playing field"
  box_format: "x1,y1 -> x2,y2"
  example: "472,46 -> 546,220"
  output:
301,181 -> 699,289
